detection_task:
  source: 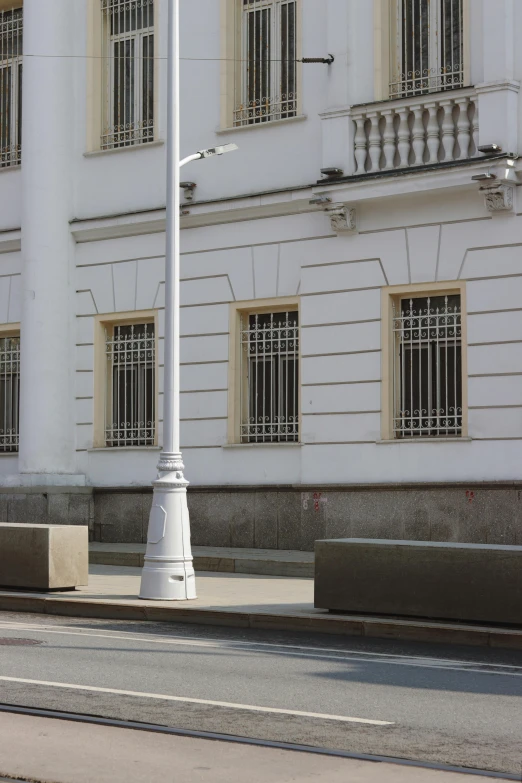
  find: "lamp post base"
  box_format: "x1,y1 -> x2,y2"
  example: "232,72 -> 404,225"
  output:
139,454 -> 197,601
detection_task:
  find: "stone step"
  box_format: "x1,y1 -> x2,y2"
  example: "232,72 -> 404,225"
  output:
89,543 -> 314,579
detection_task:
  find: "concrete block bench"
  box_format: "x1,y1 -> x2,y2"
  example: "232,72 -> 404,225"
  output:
0,524 -> 88,591
314,538 -> 522,625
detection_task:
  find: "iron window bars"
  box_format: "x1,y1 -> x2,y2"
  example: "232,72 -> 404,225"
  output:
0,7 -> 22,168
234,0 -> 297,126
390,0 -> 464,98
393,294 -> 462,438
101,0 -> 154,150
0,334 -> 20,452
105,323 -> 156,447
240,310 -> 299,443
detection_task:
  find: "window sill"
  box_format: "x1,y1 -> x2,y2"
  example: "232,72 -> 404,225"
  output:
216,114 -> 307,135
84,140 -> 164,158
88,446 -> 161,452
376,437 -> 472,445
0,451 -> 18,457
0,164 -> 20,174
223,442 -> 303,449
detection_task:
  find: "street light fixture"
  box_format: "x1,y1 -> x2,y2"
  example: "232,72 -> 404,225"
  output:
139,0 -> 237,601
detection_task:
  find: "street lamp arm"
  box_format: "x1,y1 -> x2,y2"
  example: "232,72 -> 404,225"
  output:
180,144 -> 238,168
179,152 -> 203,168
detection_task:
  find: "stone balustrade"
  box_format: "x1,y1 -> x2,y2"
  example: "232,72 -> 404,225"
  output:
351,88 -> 479,175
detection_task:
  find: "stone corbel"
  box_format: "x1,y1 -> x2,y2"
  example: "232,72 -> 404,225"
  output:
326,203 -> 357,234
480,183 -> 515,214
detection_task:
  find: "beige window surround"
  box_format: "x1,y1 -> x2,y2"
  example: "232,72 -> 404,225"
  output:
220,0 -> 303,131
227,296 -> 300,445
86,0 -> 159,153
93,309 -> 159,449
0,0 -> 21,10
381,281 -> 468,442
373,0 -> 471,102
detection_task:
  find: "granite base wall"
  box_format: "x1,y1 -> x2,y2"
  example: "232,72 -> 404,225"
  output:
3,484 -> 522,549
94,484 -> 522,549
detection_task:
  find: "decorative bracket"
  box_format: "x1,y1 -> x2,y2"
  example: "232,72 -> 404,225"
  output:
480,183 -> 515,214
326,203 -> 357,234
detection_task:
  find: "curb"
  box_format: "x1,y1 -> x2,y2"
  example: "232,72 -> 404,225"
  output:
0,592 -> 521,650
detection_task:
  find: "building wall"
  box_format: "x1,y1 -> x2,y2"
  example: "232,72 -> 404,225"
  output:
1,0 -> 522,546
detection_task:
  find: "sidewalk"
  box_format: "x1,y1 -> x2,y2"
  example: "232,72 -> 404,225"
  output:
0,712 -> 503,783
0,564 -> 521,650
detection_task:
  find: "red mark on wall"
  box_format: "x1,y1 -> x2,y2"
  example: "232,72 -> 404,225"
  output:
465,490 -> 475,504
313,492 -> 322,512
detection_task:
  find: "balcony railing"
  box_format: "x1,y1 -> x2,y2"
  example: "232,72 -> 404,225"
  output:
351,87 -> 479,175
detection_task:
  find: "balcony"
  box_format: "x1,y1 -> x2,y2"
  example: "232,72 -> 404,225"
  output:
350,87 -> 479,175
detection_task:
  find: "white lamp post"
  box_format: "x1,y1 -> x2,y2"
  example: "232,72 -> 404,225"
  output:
139,0 -> 237,601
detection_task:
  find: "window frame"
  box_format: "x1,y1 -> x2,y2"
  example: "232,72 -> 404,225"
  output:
0,322 -> 20,454
220,0 -> 302,130
228,297 -> 301,445
373,0 -> 470,102
381,282 -> 468,442
93,310 -> 159,449
0,5 -> 23,169
86,0 -> 159,153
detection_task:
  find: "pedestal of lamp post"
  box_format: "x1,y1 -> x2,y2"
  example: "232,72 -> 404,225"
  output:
139,452 -> 196,601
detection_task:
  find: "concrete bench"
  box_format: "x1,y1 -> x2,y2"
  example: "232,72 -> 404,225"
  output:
0,523 -> 88,591
314,538 -> 522,625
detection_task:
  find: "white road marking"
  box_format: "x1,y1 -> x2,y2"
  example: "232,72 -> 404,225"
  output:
0,675 -> 394,726
0,620 -> 520,677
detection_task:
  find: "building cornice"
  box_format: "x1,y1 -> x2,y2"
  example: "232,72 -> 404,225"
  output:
69,156 -> 515,242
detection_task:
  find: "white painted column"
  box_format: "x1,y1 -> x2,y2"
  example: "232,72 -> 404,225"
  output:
476,0 -> 519,154
18,0 -> 79,481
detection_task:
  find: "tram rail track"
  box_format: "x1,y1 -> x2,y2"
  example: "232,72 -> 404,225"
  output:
0,702 -> 517,782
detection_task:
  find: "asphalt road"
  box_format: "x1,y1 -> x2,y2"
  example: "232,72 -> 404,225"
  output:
0,612 -> 520,777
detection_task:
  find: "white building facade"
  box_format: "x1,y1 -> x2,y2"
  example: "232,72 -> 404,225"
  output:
1,0 -> 522,548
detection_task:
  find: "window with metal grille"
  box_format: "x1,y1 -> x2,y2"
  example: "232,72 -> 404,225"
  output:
0,334 -> 20,453
234,0 -> 297,127
393,295 -> 462,438
240,310 -> 299,443
101,0 -> 154,150
390,0 -> 464,98
105,323 -> 156,447
0,8 -> 22,168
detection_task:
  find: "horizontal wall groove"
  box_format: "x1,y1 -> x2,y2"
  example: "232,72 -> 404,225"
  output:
302,319 -> 380,329
468,307 -> 522,316
300,286 -> 381,297
180,360 -> 229,366
469,372 -> 522,378
302,258 -> 381,269
302,350 -> 381,358
302,411 -> 380,416
466,273 -> 522,282
302,380 -> 381,387
180,301 -> 230,309
179,332 -> 229,339
180,389 -> 228,394
468,340 -> 522,347
469,405 -> 522,410
180,417 -> 228,422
